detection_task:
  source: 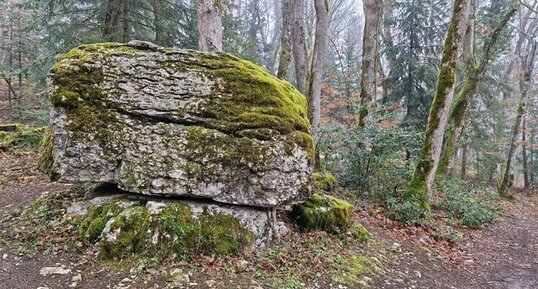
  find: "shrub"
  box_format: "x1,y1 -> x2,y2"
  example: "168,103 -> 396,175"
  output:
435,178 -> 501,228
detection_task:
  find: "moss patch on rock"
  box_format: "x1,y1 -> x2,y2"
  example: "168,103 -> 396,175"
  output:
76,200 -> 255,260
292,194 -> 353,233
312,172 -> 337,191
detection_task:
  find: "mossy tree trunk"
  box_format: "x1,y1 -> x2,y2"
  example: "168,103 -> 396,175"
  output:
358,0 -> 382,127
277,0 -> 292,80
308,0 -> 330,169
197,0 -> 223,52
436,8 -> 517,178
291,0 -> 308,96
405,0 -> 471,204
498,42 -> 536,197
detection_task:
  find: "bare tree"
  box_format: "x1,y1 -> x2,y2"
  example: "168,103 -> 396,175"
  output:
308,0 -> 330,169
291,0 -> 308,95
197,0 -> 223,52
498,42 -> 537,197
358,0 -> 382,127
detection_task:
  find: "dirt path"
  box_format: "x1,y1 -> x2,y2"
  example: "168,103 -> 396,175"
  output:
1,150 -> 537,288
364,194 -> 538,289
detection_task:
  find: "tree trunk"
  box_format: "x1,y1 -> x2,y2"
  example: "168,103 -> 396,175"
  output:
103,0 -> 122,42
153,0 -> 165,46
436,8 -> 516,178
405,0 -> 471,204
197,0 -> 223,52
307,0 -> 330,170
461,145 -> 467,180
290,0 -> 308,95
382,0 -> 395,75
277,0 -> 292,80
358,0 -> 382,127
497,42 -> 537,197
522,114 -> 530,190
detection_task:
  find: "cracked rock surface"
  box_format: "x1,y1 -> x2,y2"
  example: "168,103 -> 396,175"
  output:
42,41 -> 313,208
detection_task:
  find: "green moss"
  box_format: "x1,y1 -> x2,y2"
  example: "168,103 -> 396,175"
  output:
345,223 -> 371,242
0,125 -> 44,151
196,211 -> 255,256
77,203 -> 124,242
77,200 -> 254,261
331,255 -> 378,285
100,206 -> 151,259
292,194 -> 352,233
37,128 -> 59,180
312,171 -> 337,191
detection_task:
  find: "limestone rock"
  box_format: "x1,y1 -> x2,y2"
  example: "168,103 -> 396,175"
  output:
71,194 -> 279,257
41,42 -> 313,207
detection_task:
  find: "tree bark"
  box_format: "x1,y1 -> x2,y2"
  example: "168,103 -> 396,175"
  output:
103,0 -> 128,42
436,7 -> 516,178
358,0 -> 383,127
461,145 -> 467,180
497,42 -> 537,197
522,114 -> 530,190
290,0 -> 308,95
197,0 -> 223,52
405,0 -> 471,204
307,0 -> 330,170
277,0 -> 292,80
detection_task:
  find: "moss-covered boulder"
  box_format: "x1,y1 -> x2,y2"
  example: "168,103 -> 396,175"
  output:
0,124 -> 44,151
292,194 -> 353,233
312,171 -> 337,191
42,41 -> 313,207
70,195 -> 277,259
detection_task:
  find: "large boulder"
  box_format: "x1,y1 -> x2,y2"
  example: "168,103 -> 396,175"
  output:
41,41 -> 313,208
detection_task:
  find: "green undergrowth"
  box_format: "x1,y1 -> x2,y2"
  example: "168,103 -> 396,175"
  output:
0,124 -> 45,151
253,226 -> 378,288
0,187 -> 87,257
434,178 -> 501,228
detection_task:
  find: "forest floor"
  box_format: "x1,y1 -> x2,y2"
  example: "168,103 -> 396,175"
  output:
0,149 -> 537,289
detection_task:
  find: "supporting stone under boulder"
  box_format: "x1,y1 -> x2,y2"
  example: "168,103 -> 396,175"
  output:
41,41 -> 313,208
68,193 -> 284,259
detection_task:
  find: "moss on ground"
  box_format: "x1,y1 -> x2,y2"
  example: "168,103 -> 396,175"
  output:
292,194 -> 353,233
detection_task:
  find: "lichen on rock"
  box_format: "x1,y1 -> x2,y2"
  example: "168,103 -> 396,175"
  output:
292,193 -> 353,233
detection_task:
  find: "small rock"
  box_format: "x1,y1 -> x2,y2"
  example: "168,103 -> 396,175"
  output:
72,274 -> 82,282
464,259 -> 474,265
414,270 -> 422,278
2,254 -> 7,259
39,266 -> 72,276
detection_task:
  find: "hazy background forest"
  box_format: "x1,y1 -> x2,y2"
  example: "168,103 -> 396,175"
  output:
0,0 -> 537,288
1,0 -> 535,200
